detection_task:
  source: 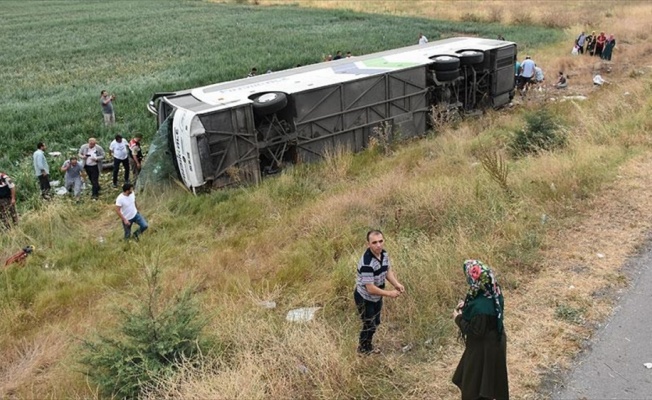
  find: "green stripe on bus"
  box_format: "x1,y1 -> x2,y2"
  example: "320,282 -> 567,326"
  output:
363,58 -> 420,69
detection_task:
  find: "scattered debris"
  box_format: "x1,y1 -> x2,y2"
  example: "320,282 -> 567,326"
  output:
560,95 -> 588,102
259,300 -> 277,309
4,245 -> 35,268
286,307 -> 321,322
597,253 -> 606,259
297,363 -> 309,374
48,152 -> 61,157
56,187 -> 68,196
401,343 -> 413,353
644,363 -> 652,369
569,285 -> 575,290
98,236 -> 105,244
541,214 -> 548,225
50,180 -> 60,187
593,75 -> 607,86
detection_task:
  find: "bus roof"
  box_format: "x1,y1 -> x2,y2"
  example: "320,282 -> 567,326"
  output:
164,37 -> 514,114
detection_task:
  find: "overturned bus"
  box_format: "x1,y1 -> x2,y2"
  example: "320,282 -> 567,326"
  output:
147,37 -> 516,192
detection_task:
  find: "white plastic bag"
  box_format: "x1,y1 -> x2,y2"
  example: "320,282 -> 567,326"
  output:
571,46 -> 579,55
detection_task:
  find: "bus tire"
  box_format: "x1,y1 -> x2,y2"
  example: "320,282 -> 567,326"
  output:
252,92 -> 288,115
436,69 -> 460,82
430,56 -> 460,72
458,50 -> 484,66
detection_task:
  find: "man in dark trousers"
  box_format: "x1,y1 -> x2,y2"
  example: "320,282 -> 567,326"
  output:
115,183 -> 148,241
354,230 -> 405,354
32,142 -> 50,199
78,138 -> 105,200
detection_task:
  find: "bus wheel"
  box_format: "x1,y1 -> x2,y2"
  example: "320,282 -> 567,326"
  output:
458,50 -> 484,66
436,69 -> 460,82
430,56 -> 460,72
252,92 -> 288,116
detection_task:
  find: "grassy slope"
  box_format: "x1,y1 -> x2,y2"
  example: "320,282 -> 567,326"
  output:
2,0 -> 652,398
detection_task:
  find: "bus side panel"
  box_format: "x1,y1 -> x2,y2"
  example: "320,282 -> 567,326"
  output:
292,67 -> 428,163
387,66 -> 428,139
197,105 -> 260,188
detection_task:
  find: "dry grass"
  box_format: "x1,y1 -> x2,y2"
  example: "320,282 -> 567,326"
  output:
252,0 -> 630,28
4,1 -> 652,399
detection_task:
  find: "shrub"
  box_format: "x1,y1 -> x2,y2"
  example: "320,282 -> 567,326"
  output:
511,10 -> 532,26
509,110 -> 567,157
487,6 -> 504,23
80,266 -> 209,399
460,12 -> 483,23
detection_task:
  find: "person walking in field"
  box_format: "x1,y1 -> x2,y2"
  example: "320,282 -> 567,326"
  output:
418,32 -> 428,45
129,134 -> 144,183
115,183 -> 148,241
60,156 -> 84,200
0,172 -> 18,230
100,90 -> 116,126
79,138 -> 105,200
354,230 -> 405,354
33,142 -> 51,199
452,259 -> 509,400
109,134 -> 130,188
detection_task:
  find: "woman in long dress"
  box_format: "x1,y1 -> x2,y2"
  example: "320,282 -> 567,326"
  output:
602,34 -> 616,61
595,32 -> 607,58
452,259 -> 509,400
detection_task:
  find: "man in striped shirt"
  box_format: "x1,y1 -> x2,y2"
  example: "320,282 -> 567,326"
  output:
354,230 -> 405,354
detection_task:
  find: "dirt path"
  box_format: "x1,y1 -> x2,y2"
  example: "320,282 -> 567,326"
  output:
517,151 -> 652,399
551,239 -> 652,399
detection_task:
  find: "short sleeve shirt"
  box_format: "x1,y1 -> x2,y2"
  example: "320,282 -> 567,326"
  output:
110,139 -> 129,160
100,95 -> 113,114
521,59 -> 536,78
116,192 -> 138,220
356,248 -> 390,302
62,160 -> 83,180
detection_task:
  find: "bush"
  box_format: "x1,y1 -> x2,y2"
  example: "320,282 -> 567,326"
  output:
509,110 -> 567,157
80,267 -> 209,399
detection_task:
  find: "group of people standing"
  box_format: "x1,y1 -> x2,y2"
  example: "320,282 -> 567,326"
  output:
32,135 -> 143,202
354,231 -> 508,400
0,134 -> 144,231
575,31 -> 616,60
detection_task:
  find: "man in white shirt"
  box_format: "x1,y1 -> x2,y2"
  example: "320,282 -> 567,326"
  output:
518,56 -> 536,93
115,183 -> 148,240
418,33 -> 428,45
109,134 -> 130,188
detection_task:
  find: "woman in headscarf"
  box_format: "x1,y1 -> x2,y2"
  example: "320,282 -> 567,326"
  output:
452,259 -> 509,400
595,32 -> 607,58
586,31 -> 596,56
602,34 -> 616,61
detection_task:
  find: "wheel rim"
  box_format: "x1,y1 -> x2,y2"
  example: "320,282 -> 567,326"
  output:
258,93 -> 278,103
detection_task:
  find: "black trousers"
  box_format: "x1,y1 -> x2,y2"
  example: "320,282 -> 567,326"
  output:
84,165 -> 100,198
38,174 -> 50,197
354,289 -> 382,352
113,157 -> 130,185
